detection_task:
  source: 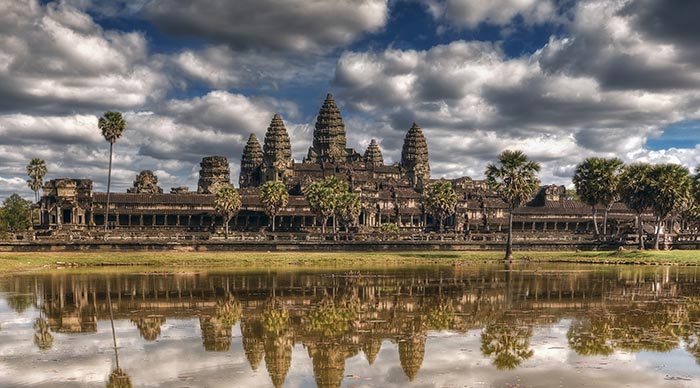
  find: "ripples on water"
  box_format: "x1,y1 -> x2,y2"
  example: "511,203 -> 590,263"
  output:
1,264 -> 700,387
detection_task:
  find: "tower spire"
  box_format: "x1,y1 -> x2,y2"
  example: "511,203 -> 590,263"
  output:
307,93 -> 347,163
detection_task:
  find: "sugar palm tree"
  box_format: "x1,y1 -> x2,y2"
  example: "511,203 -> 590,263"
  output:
260,181 -> 289,232
304,176 -> 346,234
573,157 -> 624,238
26,158 -> 47,203
424,180 -> 458,234
485,150 -> 541,260
98,111 -> 126,231
214,184 -> 241,239
619,163 -> 654,250
647,164 -> 691,250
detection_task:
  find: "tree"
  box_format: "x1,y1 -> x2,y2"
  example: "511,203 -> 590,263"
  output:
424,180 -> 458,234
26,158 -> 47,203
0,194 -> 32,236
481,321 -> 534,370
647,164 -> 691,250
214,184 -> 241,239
485,150 -> 541,260
336,191 -> 361,232
98,111 -> 126,231
260,181 -> 289,232
619,163 -> 653,250
572,157 -> 624,238
304,176 -> 346,234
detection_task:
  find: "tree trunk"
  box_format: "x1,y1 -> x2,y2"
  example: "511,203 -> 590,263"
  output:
271,214 -> 276,232
591,205 -> 599,238
636,214 -> 644,250
105,142 -> 114,232
321,216 -> 327,234
603,205 -> 611,238
505,208 -> 514,260
225,215 -> 230,239
654,215 -> 661,250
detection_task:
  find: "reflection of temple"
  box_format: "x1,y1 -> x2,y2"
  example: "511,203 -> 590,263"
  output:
6,266 -> 700,384
34,94 -> 655,240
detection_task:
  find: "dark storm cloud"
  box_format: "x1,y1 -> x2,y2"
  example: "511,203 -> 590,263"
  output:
621,0 -> 700,48
143,0 -> 388,53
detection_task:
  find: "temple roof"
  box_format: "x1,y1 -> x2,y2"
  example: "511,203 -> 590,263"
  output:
263,114 -> 293,169
364,139 -> 384,168
309,93 -> 347,163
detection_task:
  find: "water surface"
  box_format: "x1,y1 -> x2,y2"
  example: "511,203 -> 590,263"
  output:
1,264 -> 700,387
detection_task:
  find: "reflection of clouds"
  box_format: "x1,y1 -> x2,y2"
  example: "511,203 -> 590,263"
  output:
1,306 -> 700,387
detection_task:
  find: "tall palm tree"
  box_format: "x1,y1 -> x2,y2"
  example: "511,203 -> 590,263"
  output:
26,158 -> 47,203
647,164 -> 691,250
424,180 -> 458,234
619,163 -> 653,250
304,176 -> 346,234
485,150 -> 541,260
260,181 -> 289,232
573,157 -> 624,238
214,184 -> 241,239
98,111 -> 126,231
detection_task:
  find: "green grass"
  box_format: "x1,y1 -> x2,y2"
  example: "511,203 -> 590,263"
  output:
0,249 -> 699,274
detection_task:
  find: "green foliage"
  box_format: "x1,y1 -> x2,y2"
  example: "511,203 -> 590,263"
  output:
480,322 -> 534,370
485,150 -> 541,209
619,163 -> 654,215
215,295 -> 242,327
648,164 -> 691,222
0,194 -> 32,234
99,111 -> 126,144
425,300 -> 455,331
304,176 -> 348,233
107,368 -> 133,388
379,222 -> 399,233
260,181 -> 289,231
305,300 -> 359,337
262,304 -> 290,334
573,157 -> 625,209
33,317 -> 53,351
214,184 -> 241,238
336,191 -> 361,228
424,180 -> 458,233
26,158 -> 47,203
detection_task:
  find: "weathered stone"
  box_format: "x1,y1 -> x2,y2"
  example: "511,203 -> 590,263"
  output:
262,114 -> 293,183
127,170 -> 163,194
401,122 -> 430,189
307,94 -> 347,163
364,139 -> 384,168
170,187 -> 190,194
240,133 -> 263,188
197,156 -> 230,194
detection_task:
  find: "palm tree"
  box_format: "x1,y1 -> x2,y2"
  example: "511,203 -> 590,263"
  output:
572,157 -> 624,238
98,111 -> 126,231
214,184 -> 241,239
647,164 -> 691,250
424,180 -> 458,234
485,150 -> 541,260
619,163 -> 653,250
336,191 -> 361,234
26,158 -> 47,203
304,176 -> 346,234
259,181 -> 289,232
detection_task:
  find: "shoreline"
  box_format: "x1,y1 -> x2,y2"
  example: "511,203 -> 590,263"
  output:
1,250 -> 699,275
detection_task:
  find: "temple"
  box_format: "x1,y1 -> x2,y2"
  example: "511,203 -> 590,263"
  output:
34,93 -> 660,243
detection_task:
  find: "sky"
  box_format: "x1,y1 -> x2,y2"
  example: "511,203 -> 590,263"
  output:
1,0 -> 700,200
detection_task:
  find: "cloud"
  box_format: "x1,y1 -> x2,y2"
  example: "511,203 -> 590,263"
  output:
143,0 -> 389,53
0,1 -> 168,114
422,0 -> 557,29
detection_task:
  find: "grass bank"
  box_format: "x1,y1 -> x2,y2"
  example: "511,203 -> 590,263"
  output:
0,249 -> 699,274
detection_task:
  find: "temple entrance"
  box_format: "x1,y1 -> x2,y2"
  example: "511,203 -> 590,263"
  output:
62,209 -> 72,224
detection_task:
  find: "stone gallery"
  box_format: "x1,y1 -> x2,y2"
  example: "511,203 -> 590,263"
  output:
35,94 -> 638,239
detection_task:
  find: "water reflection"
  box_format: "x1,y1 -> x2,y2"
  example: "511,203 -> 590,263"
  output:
1,265 -> 700,387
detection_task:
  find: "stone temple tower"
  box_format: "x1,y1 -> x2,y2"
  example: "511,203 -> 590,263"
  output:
239,133 -> 263,188
198,156 -> 230,194
307,94 -> 347,163
364,139 -> 384,168
400,123 -> 430,189
262,114 -> 293,183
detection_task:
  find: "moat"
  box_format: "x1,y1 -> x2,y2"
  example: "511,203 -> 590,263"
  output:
2,264 -> 700,387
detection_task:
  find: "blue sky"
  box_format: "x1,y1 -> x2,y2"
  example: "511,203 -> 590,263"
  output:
1,0 -> 700,199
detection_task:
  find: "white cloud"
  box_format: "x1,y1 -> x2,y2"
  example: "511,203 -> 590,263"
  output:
423,0 -> 558,29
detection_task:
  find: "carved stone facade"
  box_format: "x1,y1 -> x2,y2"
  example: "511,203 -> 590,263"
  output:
262,114 -> 293,183
239,134 -> 263,188
197,156 -> 230,194
127,170 -> 163,194
401,123 -> 430,190
364,139 -> 384,168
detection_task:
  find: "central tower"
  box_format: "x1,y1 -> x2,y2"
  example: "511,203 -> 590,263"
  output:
307,94 -> 347,163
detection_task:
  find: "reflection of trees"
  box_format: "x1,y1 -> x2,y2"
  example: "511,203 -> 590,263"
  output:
130,315 -> 165,342
304,298 -> 359,338
200,294 -> 241,351
106,368 -> 132,388
106,283 -> 132,388
33,317 -> 53,350
425,298 -> 455,331
481,322 -> 534,370
6,293 -> 34,313
567,314 -> 614,356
